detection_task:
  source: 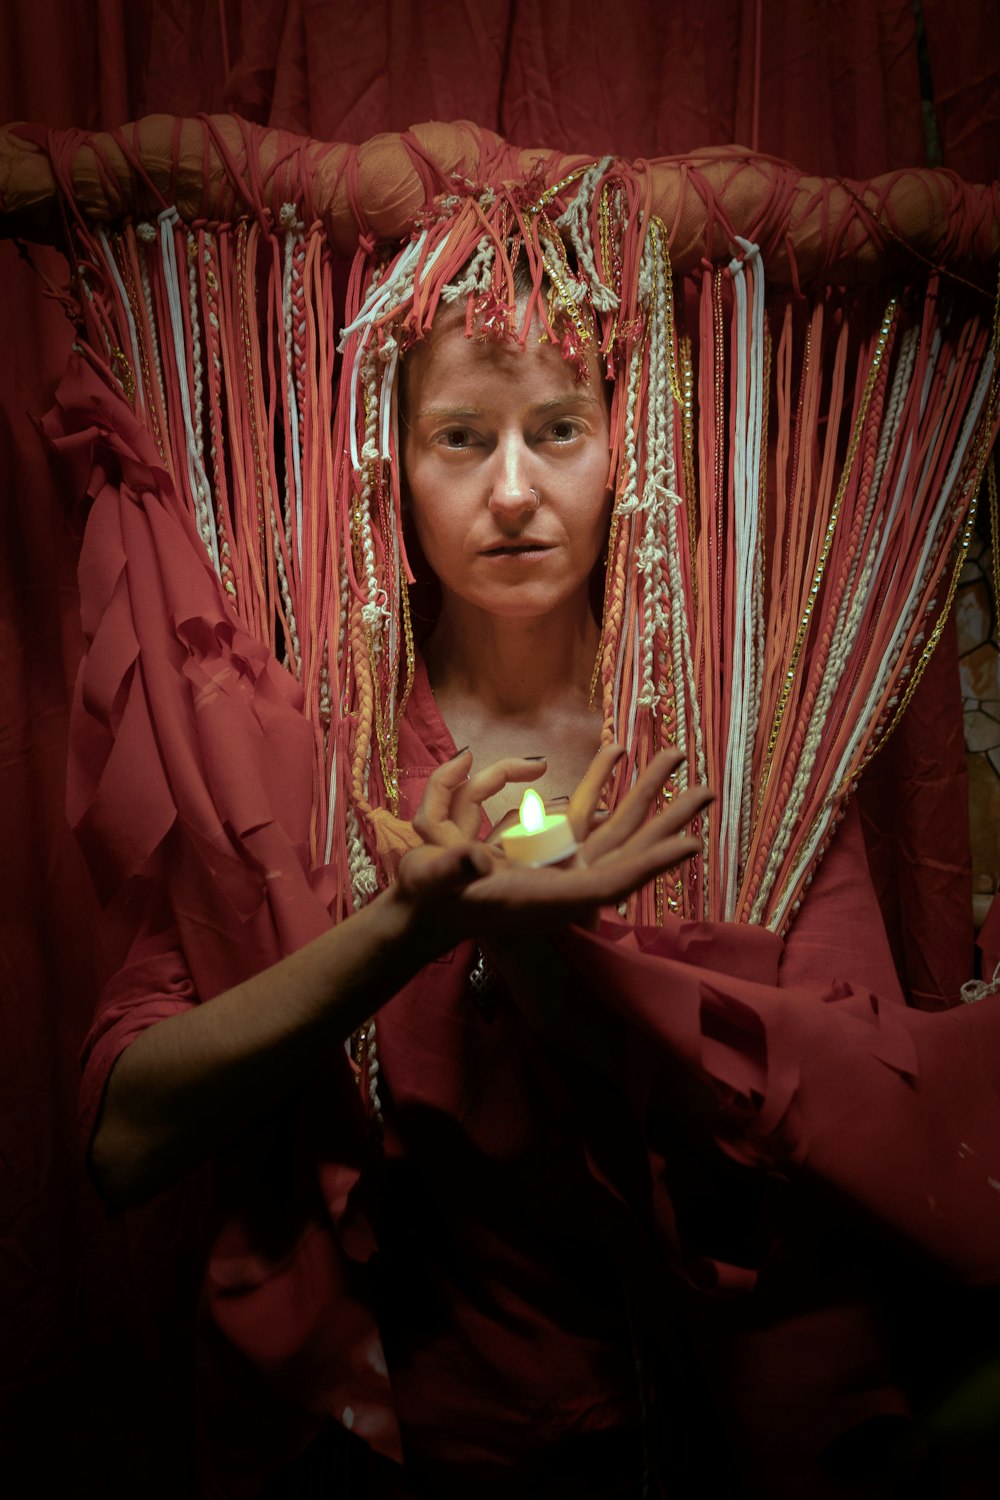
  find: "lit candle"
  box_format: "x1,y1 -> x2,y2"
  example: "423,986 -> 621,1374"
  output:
500,788 -> 578,867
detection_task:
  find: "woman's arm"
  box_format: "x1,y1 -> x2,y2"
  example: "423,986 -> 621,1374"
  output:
91,745 -> 710,1208
90,882 -> 429,1208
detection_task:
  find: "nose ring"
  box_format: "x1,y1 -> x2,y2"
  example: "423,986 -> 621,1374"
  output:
528,487 -> 540,508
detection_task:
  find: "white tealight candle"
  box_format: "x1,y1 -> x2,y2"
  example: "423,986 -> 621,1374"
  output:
500,788 -> 578,867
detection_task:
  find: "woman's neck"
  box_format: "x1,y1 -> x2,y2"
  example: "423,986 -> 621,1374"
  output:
422,593 -> 604,817
424,594 -> 600,719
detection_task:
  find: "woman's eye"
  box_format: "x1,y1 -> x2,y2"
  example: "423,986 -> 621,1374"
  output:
548,420 -> 578,442
441,429 -> 473,449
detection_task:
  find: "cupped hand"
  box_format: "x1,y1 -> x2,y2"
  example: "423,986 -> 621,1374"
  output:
394,745 -> 712,956
410,747 -> 546,847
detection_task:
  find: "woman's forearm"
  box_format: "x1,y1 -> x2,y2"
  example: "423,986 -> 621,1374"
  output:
89,887 -> 426,1208
90,757 -> 710,1209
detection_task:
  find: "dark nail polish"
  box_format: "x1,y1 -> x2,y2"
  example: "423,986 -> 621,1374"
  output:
548,795 -> 570,804
450,745 -> 470,759
524,755 -> 547,762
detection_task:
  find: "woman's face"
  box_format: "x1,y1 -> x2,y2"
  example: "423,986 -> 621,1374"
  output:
401,308 -> 612,624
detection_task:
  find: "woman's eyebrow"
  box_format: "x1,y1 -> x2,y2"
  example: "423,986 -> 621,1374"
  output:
532,394 -> 603,413
412,405 -> 482,421
413,394 -> 602,421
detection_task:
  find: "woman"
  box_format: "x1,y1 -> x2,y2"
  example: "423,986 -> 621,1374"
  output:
78,174 -> 1000,1498
83,232 -> 717,1496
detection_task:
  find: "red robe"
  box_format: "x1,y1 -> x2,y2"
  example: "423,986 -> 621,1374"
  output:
80,657 -> 1000,1498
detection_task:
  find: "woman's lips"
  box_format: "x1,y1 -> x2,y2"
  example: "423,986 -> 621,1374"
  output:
480,542 -> 555,558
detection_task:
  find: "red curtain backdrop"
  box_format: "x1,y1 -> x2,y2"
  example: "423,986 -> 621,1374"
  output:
1,3 -> 997,1493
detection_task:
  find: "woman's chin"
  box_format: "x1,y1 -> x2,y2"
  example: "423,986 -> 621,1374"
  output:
455,593 -> 584,627
438,574 -> 598,626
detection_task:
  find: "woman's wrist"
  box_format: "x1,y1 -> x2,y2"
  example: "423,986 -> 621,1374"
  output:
367,879 -> 454,975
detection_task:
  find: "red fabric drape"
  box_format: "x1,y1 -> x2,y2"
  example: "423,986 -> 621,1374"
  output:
1,3 -> 997,1494
228,0 -> 932,173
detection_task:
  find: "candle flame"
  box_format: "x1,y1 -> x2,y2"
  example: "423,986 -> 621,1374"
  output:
519,787 -> 546,832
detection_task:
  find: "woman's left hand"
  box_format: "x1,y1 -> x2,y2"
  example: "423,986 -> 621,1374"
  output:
411,747 -> 547,848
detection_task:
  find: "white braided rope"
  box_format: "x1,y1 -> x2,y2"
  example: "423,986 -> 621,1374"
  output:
339,231 -> 438,352
344,241 -> 449,475
667,487 -> 711,909
362,1018 -> 384,1126
323,556 -> 351,865
846,336 -> 974,730
269,503 -> 300,675
280,210 -> 305,571
961,960 -> 1000,1004
615,337 -> 645,516
357,348 -> 389,650
183,230 -> 219,578
96,229 -> 145,415
346,802 -> 379,910
441,234 -> 495,302
158,208 -> 220,574
755,553 -> 873,925
742,509 -> 766,870
186,234 -> 206,465
555,157 -> 619,312
815,326 -> 921,740
719,240 -> 764,920
868,325 -> 919,510
636,228 -> 679,712
342,258 -> 394,651
201,233 -> 236,602
136,221 -> 168,423
809,325 -> 921,665
610,335 -> 646,750
318,639 -> 333,738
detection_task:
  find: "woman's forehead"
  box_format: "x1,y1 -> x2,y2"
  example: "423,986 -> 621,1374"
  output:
403,308 -> 603,410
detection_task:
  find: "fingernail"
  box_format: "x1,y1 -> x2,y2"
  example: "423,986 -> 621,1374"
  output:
524,755 -> 547,761
548,795 -> 570,804
449,745 -> 470,760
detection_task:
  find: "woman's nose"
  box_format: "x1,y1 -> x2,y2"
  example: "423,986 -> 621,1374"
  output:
488,439 -> 540,526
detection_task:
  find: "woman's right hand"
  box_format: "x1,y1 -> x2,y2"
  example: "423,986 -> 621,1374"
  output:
392,745 -> 712,955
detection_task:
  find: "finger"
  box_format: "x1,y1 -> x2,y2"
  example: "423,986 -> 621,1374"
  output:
451,756 -> 547,835
581,780 -> 716,864
587,833 -> 703,906
486,807 -> 524,842
568,744 -> 685,840
583,782 -> 712,865
412,749 -> 473,842
566,743 -> 625,841
596,790 -> 711,865
579,750 -> 699,860
537,831 -> 703,916
459,830 -> 703,934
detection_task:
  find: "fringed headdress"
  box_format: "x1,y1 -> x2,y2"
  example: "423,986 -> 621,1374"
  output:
330,161 -> 999,931
5,118 -> 997,936
329,158 -> 700,916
